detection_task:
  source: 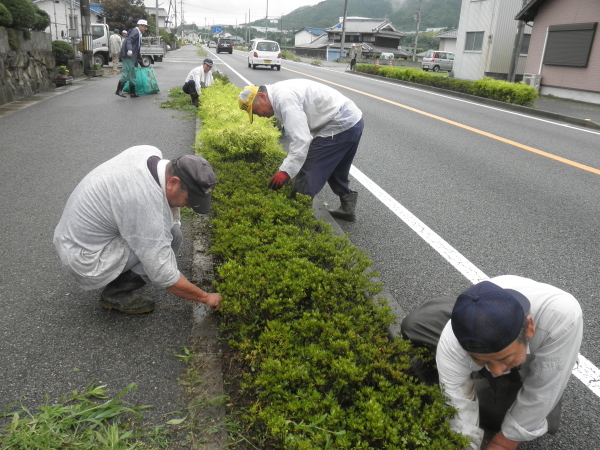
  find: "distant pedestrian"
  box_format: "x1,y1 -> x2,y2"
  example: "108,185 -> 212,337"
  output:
109,29 -> 122,75
182,58 -> 216,107
350,44 -> 357,71
116,19 -> 148,98
121,29 -> 127,48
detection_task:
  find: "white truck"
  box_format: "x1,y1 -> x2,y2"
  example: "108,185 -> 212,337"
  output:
91,23 -> 166,67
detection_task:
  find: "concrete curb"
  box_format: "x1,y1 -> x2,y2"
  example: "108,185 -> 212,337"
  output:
348,70 -> 600,131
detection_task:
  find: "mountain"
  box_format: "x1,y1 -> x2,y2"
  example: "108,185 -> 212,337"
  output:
255,0 -> 462,32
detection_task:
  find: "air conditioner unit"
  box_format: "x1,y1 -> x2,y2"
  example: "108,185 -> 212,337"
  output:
522,73 -> 542,91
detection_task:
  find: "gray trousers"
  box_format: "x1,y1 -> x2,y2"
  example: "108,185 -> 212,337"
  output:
122,224 -> 182,284
401,295 -> 562,434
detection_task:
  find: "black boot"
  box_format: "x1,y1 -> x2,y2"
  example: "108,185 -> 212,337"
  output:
329,192 -> 358,222
115,81 -> 126,97
100,270 -> 155,314
190,93 -> 199,107
130,84 -> 139,98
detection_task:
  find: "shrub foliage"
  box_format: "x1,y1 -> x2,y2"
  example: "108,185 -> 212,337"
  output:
0,2 -> 12,27
356,64 -> 538,106
0,0 -> 36,29
193,82 -> 470,449
52,40 -> 75,66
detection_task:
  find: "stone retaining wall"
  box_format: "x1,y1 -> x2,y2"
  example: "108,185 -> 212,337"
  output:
0,29 -> 55,105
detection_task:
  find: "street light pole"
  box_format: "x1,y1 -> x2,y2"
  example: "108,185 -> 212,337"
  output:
339,0 -> 348,62
412,0 -> 422,62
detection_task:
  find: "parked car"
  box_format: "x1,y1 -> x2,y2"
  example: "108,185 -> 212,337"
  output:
208,41 -> 216,48
247,39 -> 281,70
217,38 -> 233,54
421,50 -> 454,72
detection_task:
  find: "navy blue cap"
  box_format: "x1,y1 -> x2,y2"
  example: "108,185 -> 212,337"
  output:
451,281 -> 530,354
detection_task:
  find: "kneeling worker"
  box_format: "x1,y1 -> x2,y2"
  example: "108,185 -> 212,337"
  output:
401,276 -> 582,449
54,145 -> 221,314
183,58 -> 216,107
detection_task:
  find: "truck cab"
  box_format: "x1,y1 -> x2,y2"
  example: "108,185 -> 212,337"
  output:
90,24 -> 166,67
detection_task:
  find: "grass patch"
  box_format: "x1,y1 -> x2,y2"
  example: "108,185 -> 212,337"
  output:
0,383 -> 177,449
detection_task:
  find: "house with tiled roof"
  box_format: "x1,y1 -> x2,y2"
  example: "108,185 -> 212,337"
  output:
295,17 -> 409,60
294,27 -> 326,46
434,29 -> 457,53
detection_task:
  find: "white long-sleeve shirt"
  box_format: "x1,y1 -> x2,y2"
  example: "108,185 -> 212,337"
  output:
436,275 -> 583,449
185,66 -> 215,94
53,146 -> 180,290
266,79 -> 362,178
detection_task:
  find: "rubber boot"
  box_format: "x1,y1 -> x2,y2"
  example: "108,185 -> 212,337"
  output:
190,93 -> 199,107
129,84 -> 139,98
115,80 -> 126,97
329,192 -> 358,222
99,270 -> 155,314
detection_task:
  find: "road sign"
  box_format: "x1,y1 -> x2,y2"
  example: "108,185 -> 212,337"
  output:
213,26 -> 222,33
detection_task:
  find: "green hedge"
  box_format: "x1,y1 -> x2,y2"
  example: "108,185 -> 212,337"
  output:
52,40 -> 75,66
193,81 -> 470,449
0,0 -> 36,29
356,64 -> 538,106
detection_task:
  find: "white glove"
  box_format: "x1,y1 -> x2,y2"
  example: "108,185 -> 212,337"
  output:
127,50 -> 132,57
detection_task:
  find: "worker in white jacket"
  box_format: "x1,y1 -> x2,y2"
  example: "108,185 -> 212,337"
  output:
182,58 -> 216,106
238,79 -> 364,222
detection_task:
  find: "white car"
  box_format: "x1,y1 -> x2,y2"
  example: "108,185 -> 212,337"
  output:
248,39 -> 281,71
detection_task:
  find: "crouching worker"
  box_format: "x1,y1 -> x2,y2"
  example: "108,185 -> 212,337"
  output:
182,58 -> 216,107
401,276 -> 582,449
54,145 -> 221,314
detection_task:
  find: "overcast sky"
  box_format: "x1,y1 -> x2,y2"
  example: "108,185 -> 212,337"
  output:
144,0 -> 326,27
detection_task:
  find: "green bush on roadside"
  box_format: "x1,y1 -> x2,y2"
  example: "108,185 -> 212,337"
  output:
52,40 -> 75,66
192,81 -> 471,449
356,64 -> 538,106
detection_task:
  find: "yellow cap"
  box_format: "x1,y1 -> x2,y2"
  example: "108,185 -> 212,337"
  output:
238,85 -> 259,123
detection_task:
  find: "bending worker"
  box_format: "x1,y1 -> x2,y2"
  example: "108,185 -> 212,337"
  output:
238,79 -> 364,222
401,275 -> 583,449
116,19 -> 148,98
54,145 -> 221,314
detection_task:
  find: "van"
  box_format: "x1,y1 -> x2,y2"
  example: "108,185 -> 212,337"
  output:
247,39 -> 281,71
421,50 -> 454,72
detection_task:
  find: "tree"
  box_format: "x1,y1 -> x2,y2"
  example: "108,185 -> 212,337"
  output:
100,0 -> 147,33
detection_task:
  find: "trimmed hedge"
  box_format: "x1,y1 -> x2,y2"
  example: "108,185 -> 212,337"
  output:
356,64 -> 538,107
0,3 -> 12,27
193,80 -> 470,449
0,0 -> 36,29
52,40 -> 75,66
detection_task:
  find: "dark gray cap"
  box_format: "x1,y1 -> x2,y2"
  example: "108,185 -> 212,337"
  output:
171,155 -> 217,214
203,58 -> 213,67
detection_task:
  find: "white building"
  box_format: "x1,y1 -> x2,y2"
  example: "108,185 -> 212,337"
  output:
294,27 -> 326,46
453,0 -> 532,81
32,0 -> 103,42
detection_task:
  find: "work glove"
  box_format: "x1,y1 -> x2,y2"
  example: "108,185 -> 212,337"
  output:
127,50 -> 132,57
268,171 -> 290,190
200,81 -> 206,88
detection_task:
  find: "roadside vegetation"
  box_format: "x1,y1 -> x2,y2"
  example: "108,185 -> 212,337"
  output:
356,64 -> 538,106
175,78 -> 471,449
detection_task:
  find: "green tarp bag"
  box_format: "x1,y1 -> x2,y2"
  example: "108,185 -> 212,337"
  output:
123,67 -> 160,95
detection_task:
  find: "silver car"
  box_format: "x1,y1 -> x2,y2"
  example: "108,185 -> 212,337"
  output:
248,39 -> 281,71
421,50 -> 454,72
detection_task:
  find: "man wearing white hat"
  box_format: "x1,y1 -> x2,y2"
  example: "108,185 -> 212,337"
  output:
116,19 -> 148,98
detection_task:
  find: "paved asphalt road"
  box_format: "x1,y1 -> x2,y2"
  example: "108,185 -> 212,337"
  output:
0,45 -> 205,427
213,49 -> 600,449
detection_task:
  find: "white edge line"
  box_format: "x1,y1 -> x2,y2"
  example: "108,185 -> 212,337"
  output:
350,164 -> 600,396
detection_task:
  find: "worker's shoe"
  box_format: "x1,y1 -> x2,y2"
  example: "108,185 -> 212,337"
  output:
100,270 -> 155,314
115,81 -> 126,97
190,93 -> 199,107
329,192 -> 358,222
129,84 -> 139,98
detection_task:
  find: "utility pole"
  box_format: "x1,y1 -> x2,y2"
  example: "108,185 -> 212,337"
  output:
507,0 -> 529,82
265,0 -> 268,39
412,0 -> 422,62
155,0 -> 159,37
79,0 -> 92,73
339,0 -> 349,61
180,0 -> 184,40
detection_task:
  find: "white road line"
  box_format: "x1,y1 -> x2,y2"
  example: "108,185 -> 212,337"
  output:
350,165 -> 600,397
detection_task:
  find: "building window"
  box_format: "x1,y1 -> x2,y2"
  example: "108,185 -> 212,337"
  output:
465,31 -> 484,51
519,33 -> 531,55
544,22 -> 597,67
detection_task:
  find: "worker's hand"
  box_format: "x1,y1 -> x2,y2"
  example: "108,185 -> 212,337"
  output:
127,50 -> 132,57
483,432 -> 520,450
268,171 -> 290,190
200,81 -> 206,88
203,292 -> 222,310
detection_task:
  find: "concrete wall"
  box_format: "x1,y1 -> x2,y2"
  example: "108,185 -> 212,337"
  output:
0,29 -> 55,105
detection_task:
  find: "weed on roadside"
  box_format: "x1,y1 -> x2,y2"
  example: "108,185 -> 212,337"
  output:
0,383 -> 178,449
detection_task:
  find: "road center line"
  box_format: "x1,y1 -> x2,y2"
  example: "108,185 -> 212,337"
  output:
284,67 -> 600,176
